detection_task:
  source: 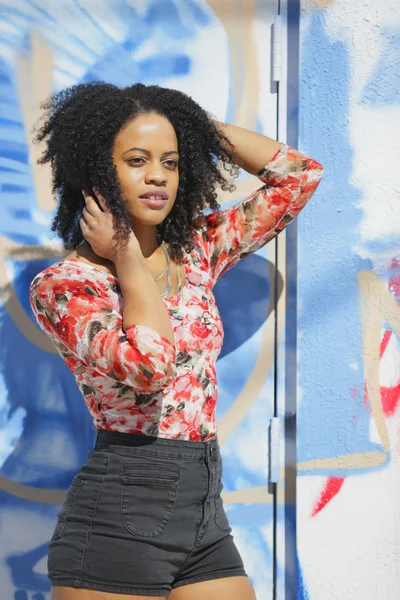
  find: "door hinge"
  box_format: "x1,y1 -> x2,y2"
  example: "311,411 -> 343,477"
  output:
272,15 -> 284,82
269,416 -> 281,483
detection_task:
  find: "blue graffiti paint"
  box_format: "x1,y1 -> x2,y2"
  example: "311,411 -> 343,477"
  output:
146,0 -> 191,38
82,48 -> 191,86
277,503 -> 297,600
214,253 -> 274,359
0,2 -> 275,597
15,593 -> 46,600
1,233 -> 38,245
297,553 -> 309,600
137,54 -> 191,78
0,0 -> 217,490
78,0 -> 215,86
0,255 -> 96,486
0,199 -> 32,209
361,30 -> 400,105
361,237 -> 400,254
7,543 -> 50,593
298,11 -> 387,473
185,0 -> 211,26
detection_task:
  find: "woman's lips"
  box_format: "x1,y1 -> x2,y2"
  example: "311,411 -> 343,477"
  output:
139,191 -> 169,209
139,196 -> 168,209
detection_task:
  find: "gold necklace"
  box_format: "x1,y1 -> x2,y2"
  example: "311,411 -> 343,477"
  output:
79,239 -> 182,307
157,242 -> 183,305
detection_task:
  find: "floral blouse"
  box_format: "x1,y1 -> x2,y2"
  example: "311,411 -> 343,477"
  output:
30,144 -> 323,441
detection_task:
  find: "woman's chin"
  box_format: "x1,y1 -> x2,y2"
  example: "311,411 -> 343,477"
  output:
130,212 -> 168,227
132,204 -> 174,224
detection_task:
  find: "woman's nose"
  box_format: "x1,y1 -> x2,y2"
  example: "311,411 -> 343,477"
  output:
145,164 -> 167,185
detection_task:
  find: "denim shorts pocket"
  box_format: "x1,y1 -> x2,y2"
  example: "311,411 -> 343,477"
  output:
51,476 -> 84,542
121,461 -> 180,538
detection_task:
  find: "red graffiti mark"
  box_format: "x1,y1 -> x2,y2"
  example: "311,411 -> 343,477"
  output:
364,375 -> 400,416
389,274 -> 400,300
380,330 -> 392,358
364,329 -> 400,416
312,477 -> 345,517
364,381 -> 368,409
363,328 -> 400,416
314,266 -> 399,516
381,266 -> 400,415
381,381 -> 400,417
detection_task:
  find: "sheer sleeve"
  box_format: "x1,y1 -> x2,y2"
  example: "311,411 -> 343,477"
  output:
198,144 -> 324,285
29,275 -> 177,392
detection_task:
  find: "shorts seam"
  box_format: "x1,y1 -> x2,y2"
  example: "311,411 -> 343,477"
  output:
172,470 -> 208,582
106,446 -> 205,462
173,569 -> 248,589
50,577 -> 170,596
78,452 -> 109,585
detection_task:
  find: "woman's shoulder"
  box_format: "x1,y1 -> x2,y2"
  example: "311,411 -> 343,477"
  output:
29,256 -> 119,304
190,213 -> 211,249
29,259 -> 71,295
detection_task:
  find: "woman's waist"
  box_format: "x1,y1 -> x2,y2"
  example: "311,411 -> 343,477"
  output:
96,427 -> 218,451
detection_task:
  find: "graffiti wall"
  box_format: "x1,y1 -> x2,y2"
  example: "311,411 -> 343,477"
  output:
2,0 -> 395,598
0,1 -> 284,598
297,1 -> 400,598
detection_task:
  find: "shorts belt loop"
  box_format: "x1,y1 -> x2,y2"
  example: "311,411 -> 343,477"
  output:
206,442 -> 218,462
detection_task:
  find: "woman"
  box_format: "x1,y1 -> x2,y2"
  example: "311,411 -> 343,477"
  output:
30,82 -> 323,600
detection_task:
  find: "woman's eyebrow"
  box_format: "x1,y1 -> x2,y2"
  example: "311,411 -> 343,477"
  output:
123,148 -> 179,157
123,146 -> 150,155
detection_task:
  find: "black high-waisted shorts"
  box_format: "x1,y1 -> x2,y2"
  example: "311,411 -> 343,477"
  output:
48,430 -> 247,596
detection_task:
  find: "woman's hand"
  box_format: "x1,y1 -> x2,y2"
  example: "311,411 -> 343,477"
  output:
79,189 -> 140,263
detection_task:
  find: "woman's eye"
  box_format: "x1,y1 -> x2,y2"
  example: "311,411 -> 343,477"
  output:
164,160 -> 178,169
128,157 -> 145,165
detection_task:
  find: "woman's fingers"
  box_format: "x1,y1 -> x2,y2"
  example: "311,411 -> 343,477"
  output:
82,206 -> 94,225
93,188 -> 108,212
79,188 -> 117,260
79,216 -> 88,232
82,188 -> 109,214
82,190 -> 100,216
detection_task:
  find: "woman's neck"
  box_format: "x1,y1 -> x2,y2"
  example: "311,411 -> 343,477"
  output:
131,226 -> 160,259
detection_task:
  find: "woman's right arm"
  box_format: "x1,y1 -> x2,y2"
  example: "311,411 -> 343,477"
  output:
115,249 -> 174,345
78,189 -> 175,347
29,260 -> 177,393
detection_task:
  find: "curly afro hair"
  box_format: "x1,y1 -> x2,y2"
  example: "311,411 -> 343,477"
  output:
35,81 -> 239,262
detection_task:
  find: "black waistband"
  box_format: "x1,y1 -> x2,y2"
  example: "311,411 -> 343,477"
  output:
94,429 -> 219,455
95,429 -> 160,449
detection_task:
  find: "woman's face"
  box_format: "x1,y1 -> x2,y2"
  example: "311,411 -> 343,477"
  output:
112,112 -> 179,226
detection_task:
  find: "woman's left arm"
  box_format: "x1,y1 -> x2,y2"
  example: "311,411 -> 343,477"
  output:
202,122 -> 324,285
216,121 -> 284,174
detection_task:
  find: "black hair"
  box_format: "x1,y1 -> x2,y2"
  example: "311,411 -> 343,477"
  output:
35,81 -> 238,262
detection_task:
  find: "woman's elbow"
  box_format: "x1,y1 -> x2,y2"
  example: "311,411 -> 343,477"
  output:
127,362 -> 178,393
